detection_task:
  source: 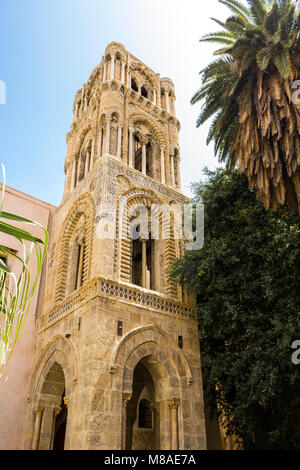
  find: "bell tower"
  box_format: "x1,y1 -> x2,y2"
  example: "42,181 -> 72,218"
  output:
26,42 -> 207,451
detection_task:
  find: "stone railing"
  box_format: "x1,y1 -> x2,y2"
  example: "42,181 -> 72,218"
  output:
40,277 -> 197,329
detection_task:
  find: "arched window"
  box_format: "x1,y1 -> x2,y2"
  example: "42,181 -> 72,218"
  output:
131,79 -> 138,92
138,399 -> 152,429
130,207 -> 154,290
132,239 -> 153,290
141,86 -> 148,99
74,240 -> 85,291
55,196 -> 94,304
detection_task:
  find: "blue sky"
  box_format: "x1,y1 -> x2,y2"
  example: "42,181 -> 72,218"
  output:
0,0 -> 230,206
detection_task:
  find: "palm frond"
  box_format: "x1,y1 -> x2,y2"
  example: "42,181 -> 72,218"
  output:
0,167 -> 48,376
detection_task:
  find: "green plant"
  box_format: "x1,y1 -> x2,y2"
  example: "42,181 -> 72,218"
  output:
171,168 -> 300,449
0,165 -> 48,376
192,0 -> 300,214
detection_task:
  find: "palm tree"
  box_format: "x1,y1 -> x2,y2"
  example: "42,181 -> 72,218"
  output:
192,0 -> 300,213
0,166 -> 48,376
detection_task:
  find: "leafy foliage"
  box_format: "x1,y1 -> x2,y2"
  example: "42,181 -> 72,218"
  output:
172,168 -> 300,450
193,0 -> 300,214
0,166 -> 48,376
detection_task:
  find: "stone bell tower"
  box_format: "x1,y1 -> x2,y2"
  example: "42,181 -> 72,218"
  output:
25,42 -> 207,450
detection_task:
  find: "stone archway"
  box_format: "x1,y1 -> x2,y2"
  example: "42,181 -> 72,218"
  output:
126,360 -> 158,450
110,325 -> 193,450
37,362 -> 67,450
25,336 -> 77,450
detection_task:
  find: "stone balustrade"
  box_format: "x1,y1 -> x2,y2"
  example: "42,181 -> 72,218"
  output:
41,276 -> 197,329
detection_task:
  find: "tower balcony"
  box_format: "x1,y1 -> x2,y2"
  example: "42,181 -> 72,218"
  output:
38,276 -> 197,331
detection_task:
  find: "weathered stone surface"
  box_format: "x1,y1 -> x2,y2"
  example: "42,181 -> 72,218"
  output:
24,42 -> 207,451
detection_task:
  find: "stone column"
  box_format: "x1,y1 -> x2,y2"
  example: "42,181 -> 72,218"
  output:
128,128 -> 134,167
76,242 -> 85,289
38,404 -> 57,450
98,127 -> 103,159
153,89 -> 157,105
157,83 -> 162,108
50,406 -> 62,450
161,148 -> 166,184
168,400 -> 180,450
128,70 -> 131,89
32,406 -> 44,450
63,166 -> 69,197
105,118 -> 111,154
142,143 -> 147,175
110,55 -> 115,81
165,90 -> 170,113
170,154 -> 175,186
84,152 -> 90,178
121,62 -> 125,84
122,393 -> 132,450
117,126 -> 123,159
90,137 -> 95,171
142,240 -> 147,288
70,158 -> 76,190
76,155 -> 81,183
103,63 -> 107,82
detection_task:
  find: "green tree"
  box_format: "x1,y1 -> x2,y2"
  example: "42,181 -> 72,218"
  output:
172,168 -> 300,449
0,167 -> 48,376
192,0 -> 300,214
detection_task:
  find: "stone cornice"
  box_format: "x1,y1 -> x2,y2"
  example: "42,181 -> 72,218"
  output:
39,276 -> 197,332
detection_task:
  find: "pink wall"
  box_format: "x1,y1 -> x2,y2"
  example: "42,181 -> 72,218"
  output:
0,185 -> 56,450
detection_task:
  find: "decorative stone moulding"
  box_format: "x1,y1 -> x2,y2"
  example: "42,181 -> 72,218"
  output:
42,276 -> 197,328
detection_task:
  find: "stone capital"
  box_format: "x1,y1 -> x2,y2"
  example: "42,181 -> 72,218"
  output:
122,393 -> 132,407
63,397 -> 70,409
168,399 -> 180,410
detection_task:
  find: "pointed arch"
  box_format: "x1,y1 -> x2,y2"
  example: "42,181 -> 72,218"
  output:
28,335 -> 78,402
129,113 -> 167,150
55,193 -> 95,304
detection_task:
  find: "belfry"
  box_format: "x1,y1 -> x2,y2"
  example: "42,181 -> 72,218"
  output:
25,42 -> 207,450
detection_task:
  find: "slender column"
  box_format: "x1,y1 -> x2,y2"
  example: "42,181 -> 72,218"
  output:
70,158 -> 76,190
171,155 -> 175,186
32,406 -> 44,450
153,89 -> 157,105
121,62 -> 125,84
142,143 -> 147,175
84,152 -> 90,177
157,84 -> 161,108
105,119 -> 111,154
110,55 -> 115,81
63,166 -> 69,197
122,393 -> 132,450
50,406 -> 62,450
38,404 -> 56,450
172,98 -> 175,115
117,126 -> 123,159
103,63 -> 107,82
76,242 -> 85,289
161,148 -> 166,184
128,128 -> 134,167
168,400 -> 180,450
75,103 -> 79,119
166,90 -> 170,113
76,155 -> 81,182
89,138 -> 95,171
142,240 -> 147,288
97,128 -> 103,159
67,166 -> 72,194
